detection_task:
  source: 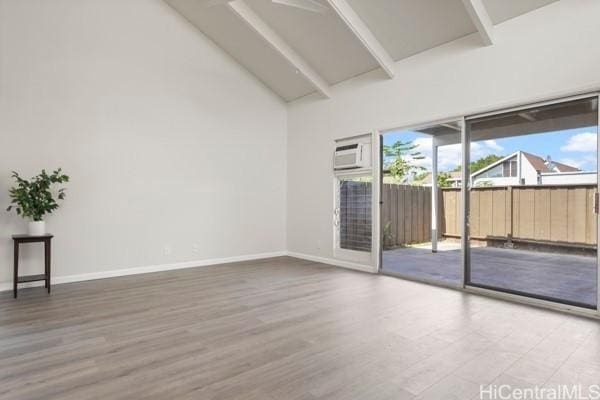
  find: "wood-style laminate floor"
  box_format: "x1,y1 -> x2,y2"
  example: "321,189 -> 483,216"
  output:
0,256 -> 599,400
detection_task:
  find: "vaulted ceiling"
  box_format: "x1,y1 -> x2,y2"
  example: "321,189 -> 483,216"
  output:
165,0 -> 559,102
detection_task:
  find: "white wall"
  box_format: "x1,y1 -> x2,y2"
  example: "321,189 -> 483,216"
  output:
0,0 -> 287,285
522,157 -> 541,185
541,172 -> 597,185
472,177 -> 518,187
287,0 -> 600,265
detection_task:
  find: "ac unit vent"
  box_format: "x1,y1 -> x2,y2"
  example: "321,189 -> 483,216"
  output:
334,141 -> 371,171
335,144 -> 359,152
335,153 -> 357,167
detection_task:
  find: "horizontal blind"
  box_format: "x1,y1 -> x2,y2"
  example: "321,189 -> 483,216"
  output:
340,180 -> 372,252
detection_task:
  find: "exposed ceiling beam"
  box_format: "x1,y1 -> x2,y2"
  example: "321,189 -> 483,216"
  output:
518,112 -> 536,122
441,123 -> 461,132
227,0 -> 331,98
203,0 -> 231,7
272,0 -> 328,14
461,0 -> 494,46
204,0 -> 327,13
325,0 -> 395,79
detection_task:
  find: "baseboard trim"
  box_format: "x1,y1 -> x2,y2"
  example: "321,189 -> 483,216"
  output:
0,251 -> 287,292
286,251 -> 376,274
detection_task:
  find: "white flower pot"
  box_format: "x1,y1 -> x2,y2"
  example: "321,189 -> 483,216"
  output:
28,221 -> 46,236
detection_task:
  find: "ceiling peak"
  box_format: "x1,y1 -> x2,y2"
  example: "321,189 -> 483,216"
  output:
228,0 -> 331,98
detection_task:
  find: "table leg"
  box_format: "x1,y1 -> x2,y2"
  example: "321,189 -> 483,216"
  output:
44,242 -> 48,289
13,241 -> 18,299
45,239 -> 51,294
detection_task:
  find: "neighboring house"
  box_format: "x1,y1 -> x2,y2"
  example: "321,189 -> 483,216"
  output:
410,151 -> 596,187
471,151 -> 595,187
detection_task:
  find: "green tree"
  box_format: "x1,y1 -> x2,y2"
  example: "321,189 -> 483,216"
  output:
413,172 -> 429,182
452,154 -> 503,174
383,140 -> 426,182
437,172 -> 452,188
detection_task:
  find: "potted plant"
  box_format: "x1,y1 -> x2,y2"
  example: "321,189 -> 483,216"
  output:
6,169 -> 70,236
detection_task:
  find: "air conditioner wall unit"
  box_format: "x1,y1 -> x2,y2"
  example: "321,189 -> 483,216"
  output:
333,141 -> 371,171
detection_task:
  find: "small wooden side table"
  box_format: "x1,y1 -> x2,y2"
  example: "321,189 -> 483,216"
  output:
12,234 -> 53,298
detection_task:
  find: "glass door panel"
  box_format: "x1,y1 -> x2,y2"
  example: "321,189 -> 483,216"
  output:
380,122 -> 463,286
466,97 -> 599,309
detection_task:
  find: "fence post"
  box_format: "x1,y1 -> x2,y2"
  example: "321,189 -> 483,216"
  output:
506,186 -> 514,248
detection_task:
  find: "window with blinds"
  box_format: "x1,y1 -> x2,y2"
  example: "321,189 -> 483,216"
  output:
339,178 -> 372,252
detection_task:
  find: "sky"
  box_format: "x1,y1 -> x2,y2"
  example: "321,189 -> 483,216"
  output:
383,126 -> 598,173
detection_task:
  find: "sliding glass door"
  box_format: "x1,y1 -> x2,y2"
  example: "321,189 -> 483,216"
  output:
380,121 -> 463,286
465,96 -> 599,309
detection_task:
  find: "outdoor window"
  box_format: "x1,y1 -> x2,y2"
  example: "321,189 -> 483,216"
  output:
338,177 -> 372,252
478,164 -> 503,179
502,159 -> 518,177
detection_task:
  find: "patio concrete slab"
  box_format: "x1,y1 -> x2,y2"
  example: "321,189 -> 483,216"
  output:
382,245 -> 597,308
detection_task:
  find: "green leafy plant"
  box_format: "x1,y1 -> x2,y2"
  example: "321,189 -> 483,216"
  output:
437,172 -> 453,188
383,140 -> 426,182
6,169 -> 70,221
383,221 -> 395,250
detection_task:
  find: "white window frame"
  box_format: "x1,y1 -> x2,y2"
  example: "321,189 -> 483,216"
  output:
332,131 -> 379,272
333,171 -> 374,265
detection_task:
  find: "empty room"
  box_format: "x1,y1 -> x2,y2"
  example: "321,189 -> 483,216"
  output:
1,0 -> 600,399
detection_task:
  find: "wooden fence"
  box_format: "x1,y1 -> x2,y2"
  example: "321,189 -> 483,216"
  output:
381,184 -> 432,247
383,184 -> 597,248
444,185 -> 597,246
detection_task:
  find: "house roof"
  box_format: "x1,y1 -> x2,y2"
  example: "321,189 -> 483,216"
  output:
468,151 -> 580,179
521,152 -> 579,173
